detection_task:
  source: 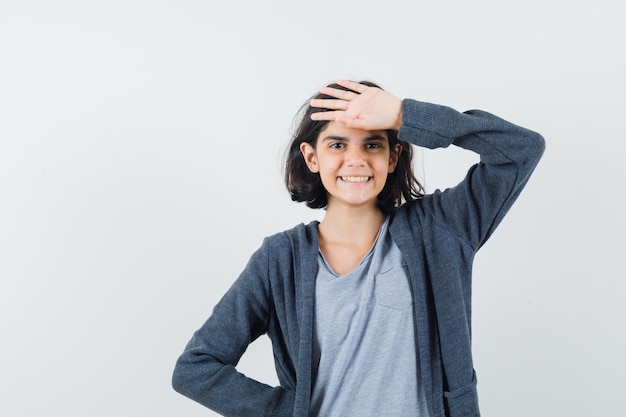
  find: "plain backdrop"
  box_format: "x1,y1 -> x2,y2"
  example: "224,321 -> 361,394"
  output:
1,1 -> 624,416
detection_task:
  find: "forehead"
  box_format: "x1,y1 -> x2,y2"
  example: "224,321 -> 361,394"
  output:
318,121 -> 388,141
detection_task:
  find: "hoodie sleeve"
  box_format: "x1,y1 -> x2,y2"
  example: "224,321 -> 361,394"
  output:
398,99 -> 545,250
171,238 -> 295,417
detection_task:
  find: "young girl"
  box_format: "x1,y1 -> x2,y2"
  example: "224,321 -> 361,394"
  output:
172,80 -> 545,417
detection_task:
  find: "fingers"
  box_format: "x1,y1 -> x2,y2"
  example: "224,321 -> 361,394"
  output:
335,79 -> 369,94
309,80 -> 371,113
310,110 -> 345,121
309,98 -> 348,111
309,80 -> 375,123
310,112 -> 369,131
316,80 -> 371,102
318,86 -> 359,102
309,111 -> 357,126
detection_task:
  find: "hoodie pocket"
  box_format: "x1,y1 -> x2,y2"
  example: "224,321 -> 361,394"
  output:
443,371 -> 480,417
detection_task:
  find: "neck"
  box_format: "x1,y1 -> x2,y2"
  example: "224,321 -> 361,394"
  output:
318,202 -> 385,245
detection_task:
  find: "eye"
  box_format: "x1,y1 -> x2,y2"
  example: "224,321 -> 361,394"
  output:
329,142 -> 345,149
365,142 -> 383,150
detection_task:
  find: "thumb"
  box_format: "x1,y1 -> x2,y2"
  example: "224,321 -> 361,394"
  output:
335,117 -> 369,130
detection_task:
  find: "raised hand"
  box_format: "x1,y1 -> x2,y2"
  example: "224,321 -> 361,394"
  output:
309,80 -> 403,131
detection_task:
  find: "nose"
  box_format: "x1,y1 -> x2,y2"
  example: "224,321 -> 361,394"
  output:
345,146 -> 366,166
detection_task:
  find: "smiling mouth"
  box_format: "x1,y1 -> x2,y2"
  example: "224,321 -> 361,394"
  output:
340,176 -> 371,183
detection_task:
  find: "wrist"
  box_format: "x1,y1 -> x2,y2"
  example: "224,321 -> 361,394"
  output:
392,98 -> 403,130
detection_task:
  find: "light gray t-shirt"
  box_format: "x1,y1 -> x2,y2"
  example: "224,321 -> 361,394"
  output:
309,217 -> 429,417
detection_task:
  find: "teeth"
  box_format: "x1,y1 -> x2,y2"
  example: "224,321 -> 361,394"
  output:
341,176 -> 370,183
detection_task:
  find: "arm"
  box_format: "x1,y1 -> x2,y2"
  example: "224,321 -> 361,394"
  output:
399,99 -> 545,249
311,80 -> 545,249
172,240 -> 295,417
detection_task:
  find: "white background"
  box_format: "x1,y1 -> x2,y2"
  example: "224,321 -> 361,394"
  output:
1,1 -> 624,416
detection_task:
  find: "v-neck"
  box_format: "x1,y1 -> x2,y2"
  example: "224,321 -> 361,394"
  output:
317,216 -> 389,278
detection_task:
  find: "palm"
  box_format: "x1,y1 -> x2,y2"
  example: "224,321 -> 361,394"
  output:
310,80 -> 402,131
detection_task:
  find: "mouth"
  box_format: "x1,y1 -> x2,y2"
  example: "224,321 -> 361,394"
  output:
339,176 -> 371,183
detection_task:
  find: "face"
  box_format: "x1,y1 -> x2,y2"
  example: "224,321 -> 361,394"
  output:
300,122 -> 400,211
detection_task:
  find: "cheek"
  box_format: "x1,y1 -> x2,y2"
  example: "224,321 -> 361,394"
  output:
319,167 -> 337,184
378,156 -> 394,172
318,158 -> 340,174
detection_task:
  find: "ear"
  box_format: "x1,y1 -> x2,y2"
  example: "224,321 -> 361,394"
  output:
388,143 -> 402,173
300,142 -> 319,173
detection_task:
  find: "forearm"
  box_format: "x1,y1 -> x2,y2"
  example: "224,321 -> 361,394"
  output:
399,99 -> 545,168
172,336 -> 295,417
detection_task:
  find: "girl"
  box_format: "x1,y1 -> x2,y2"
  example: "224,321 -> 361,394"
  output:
172,80 -> 545,417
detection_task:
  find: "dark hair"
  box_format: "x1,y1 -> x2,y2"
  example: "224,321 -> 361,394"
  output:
284,80 -> 423,213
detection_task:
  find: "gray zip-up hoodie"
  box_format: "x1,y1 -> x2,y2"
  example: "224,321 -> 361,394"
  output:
172,99 -> 546,417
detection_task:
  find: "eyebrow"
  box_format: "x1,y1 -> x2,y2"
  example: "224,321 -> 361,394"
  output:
321,134 -> 387,142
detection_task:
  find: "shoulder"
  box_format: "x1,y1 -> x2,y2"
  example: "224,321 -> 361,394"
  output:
389,199 -> 424,238
261,220 -> 319,256
391,194 -> 461,236
234,222 -> 319,291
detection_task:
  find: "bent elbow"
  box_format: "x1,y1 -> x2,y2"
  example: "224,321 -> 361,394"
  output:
523,130 -> 546,166
171,364 -> 184,394
171,360 -> 193,396
532,131 -> 546,155
528,131 -> 546,158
